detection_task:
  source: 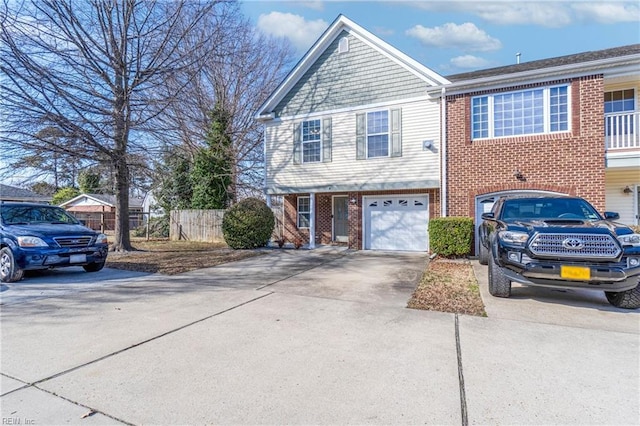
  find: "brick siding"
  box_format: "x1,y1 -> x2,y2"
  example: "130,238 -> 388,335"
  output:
445,75 -> 606,217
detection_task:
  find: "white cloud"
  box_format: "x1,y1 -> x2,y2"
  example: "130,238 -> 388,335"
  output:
406,22 -> 502,52
450,55 -> 492,69
571,2 -> 640,24
402,1 -> 577,27
405,1 -> 640,27
257,12 -> 328,53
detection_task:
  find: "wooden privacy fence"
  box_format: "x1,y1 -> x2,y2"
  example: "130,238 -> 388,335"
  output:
170,209 -> 225,242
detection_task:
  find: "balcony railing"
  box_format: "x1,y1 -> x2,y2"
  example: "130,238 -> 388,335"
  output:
605,111 -> 639,150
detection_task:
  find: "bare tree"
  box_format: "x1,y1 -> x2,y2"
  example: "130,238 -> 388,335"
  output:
158,12 -> 293,202
0,0 -> 227,251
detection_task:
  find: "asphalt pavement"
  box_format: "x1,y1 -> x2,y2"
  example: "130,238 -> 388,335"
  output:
1,248 -> 638,425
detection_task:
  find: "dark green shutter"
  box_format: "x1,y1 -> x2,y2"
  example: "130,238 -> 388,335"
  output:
322,117 -> 332,162
390,108 -> 402,157
293,122 -> 301,164
356,113 -> 366,160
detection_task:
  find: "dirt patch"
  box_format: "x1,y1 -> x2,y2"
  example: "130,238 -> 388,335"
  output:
106,240 -> 263,275
408,259 -> 486,316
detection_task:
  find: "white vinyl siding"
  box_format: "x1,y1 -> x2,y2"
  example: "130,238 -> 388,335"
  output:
605,169 -> 639,226
264,98 -> 441,193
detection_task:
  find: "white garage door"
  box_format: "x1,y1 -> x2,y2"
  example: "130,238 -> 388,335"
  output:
364,195 -> 429,251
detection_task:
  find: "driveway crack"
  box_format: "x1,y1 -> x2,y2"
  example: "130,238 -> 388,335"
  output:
455,314 -> 469,426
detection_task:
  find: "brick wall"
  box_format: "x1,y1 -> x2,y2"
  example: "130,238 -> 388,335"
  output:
284,189 -> 440,249
445,75 -> 606,217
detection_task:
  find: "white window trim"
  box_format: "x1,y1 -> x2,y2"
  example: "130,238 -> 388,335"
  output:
297,196 -> 310,228
366,109 -> 390,158
471,84 -> 571,140
301,119 -> 322,163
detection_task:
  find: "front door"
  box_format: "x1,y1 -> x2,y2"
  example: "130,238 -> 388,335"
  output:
333,196 -> 349,243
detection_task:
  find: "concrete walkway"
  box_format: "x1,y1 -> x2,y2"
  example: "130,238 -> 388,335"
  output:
1,250 -> 638,425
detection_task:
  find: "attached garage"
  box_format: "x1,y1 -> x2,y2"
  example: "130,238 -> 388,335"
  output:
363,195 -> 429,251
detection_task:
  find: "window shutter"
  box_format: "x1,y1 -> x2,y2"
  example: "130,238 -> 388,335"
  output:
390,108 -> 402,157
322,117 -> 332,163
356,113 -> 366,160
293,122 -> 301,164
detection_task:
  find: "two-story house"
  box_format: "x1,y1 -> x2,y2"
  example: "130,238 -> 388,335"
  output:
258,15 -> 640,253
256,15 -> 449,251
441,45 -> 640,254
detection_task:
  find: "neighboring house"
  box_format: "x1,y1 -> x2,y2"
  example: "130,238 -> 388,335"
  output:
0,184 -> 52,204
142,191 -> 164,218
258,15 -> 639,252
59,193 -> 144,231
441,44 -> 640,253
256,15 -> 449,251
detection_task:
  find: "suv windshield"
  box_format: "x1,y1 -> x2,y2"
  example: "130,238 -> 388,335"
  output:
0,205 -> 79,225
500,198 -> 602,221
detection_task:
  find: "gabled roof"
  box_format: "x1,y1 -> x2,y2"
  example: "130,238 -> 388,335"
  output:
59,193 -> 143,208
0,184 -> 52,203
442,44 -> 640,94
256,14 -> 449,119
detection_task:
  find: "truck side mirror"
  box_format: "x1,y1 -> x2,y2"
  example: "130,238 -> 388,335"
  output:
481,212 -> 495,220
604,211 -> 620,220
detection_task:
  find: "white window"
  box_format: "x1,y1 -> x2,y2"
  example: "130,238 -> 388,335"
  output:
367,110 -> 389,158
605,89 -> 635,136
302,120 -> 321,163
297,196 -> 310,228
472,84 -> 569,139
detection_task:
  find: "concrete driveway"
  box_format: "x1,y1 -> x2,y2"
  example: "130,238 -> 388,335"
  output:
1,249 -> 638,425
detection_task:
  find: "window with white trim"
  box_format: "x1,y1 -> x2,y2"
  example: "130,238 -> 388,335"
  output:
367,110 -> 389,157
605,89 -> 635,136
297,196 -> 310,228
471,84 -> 569,139
302,119 -> 321,163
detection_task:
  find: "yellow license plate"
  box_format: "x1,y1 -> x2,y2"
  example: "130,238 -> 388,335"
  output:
561,265 -> 591,280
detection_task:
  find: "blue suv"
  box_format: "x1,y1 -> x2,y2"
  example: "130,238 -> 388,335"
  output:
0,202 -> 109,282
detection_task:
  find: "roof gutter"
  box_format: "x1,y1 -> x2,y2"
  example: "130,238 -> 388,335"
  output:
426,54 -> 640,96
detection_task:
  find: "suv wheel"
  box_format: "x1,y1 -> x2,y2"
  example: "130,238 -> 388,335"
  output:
488,249 -> 511,298
0,247 -> 24,283
83,261 -> 106,273
478,243 -> 489,265
605,285 -> 640,309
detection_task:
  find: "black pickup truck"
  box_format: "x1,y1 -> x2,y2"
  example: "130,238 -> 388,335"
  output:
478,195 -> 640,309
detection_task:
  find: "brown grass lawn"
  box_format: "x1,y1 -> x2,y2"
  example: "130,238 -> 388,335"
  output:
105,239 -> 263,275
408,259 -> 486,316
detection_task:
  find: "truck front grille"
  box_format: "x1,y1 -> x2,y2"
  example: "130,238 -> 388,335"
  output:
529,233 -> 621,259
54,236 -> 93,248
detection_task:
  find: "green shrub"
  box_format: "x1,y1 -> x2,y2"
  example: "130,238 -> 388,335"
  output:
222,197 -> 275,249
429,217 -> 474,257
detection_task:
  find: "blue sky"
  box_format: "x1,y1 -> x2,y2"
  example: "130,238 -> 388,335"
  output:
241,0 -> 640,75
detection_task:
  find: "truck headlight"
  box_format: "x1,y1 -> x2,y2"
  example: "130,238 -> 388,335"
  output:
95,234 -> 108,244
618,234 -> 640,247
498,231 -> 529,246
17,236 -> 48,247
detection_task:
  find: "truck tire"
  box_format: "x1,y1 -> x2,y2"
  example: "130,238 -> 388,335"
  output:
605,285 -> 640,309
488,249 -> 511,297
478,242 -> 489,265
0,247 -> 24,283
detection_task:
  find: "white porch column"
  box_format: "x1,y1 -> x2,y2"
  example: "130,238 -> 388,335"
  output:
265,194 -> 272,208
309,192 -> 316,249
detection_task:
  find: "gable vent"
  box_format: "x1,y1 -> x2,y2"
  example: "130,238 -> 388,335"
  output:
338,36 -> 349,53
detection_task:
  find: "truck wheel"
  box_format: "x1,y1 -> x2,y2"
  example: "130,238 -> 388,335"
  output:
488,250 -> 511,297
605,285 -> 640,309
478,243 -> 489,265
83,261 -> 106,273
0,247 -> 24,283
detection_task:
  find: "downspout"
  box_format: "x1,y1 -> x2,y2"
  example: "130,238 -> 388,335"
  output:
440,86 -> 447,217
263,126 -> 270,208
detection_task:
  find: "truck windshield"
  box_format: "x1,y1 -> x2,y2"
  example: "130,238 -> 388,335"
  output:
0,206 -> 79,225
500,198 -> 602,221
